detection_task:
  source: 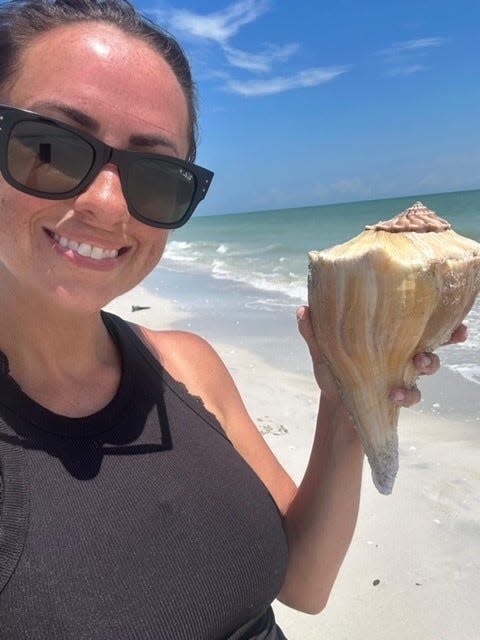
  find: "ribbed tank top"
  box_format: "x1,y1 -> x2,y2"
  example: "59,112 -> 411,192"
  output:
0,312 -> 289,639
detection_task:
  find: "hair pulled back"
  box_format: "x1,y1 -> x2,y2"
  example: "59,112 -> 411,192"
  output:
0,0 -> 198,160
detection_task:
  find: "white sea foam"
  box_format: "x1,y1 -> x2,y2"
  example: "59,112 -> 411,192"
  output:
446,364 -> 480,385
463,299 -> 480,344
211,259 -> 229,278
164,239 -> 307,304
164,240 -> 199,262
244,298 -> 299,310
166,240 -> 192,251
210,264 -> 307,303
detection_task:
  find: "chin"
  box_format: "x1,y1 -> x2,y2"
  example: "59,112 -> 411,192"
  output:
47,285 -> 123,316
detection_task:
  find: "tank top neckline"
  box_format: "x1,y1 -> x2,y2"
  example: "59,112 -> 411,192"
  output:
0,311 -> 135,439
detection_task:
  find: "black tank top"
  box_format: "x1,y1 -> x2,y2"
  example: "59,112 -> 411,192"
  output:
0,312 -> 289,639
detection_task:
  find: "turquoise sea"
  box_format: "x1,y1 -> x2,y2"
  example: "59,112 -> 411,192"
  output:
154,189 -> 480,390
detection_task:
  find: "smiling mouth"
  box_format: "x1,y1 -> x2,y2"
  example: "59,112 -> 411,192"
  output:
45,229 -> 128,260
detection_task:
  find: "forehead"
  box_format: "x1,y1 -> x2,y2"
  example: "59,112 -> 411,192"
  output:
5,22 -> 190,154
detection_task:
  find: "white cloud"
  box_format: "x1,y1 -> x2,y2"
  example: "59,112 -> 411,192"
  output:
223,43 -> 299,73
152,1 -> 347,97
159,0 -> 271,44
378,36 -> 446,78
416,150 -> 480,190
388,64 -> 427,76
331,177 -> 373,196
225,67 -> 347,96
385,37 -> 446,56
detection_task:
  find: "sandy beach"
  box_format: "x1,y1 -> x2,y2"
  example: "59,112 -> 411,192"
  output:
106,279 -> 480,640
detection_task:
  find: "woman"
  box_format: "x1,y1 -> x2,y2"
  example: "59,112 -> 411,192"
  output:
0,1 -> 466,639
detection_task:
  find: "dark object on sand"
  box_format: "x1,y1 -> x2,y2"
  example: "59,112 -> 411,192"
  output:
131,305 -> 151,312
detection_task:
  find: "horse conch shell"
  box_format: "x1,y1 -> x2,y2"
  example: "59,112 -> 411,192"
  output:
308,202 -> 480,494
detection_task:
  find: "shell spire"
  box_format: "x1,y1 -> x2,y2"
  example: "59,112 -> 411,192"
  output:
365,202 -> 452,232
308,203 -> 480,494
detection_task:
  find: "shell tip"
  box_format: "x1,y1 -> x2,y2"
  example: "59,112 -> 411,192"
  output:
369,441 -> 399,495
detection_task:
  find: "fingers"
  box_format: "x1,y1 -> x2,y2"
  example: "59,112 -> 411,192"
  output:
445,323 -> 468,345
413,351 -> 440,375
390,352 -> 439,407
296,306 -> 323,363
296,306 -> 342,398
394,324 -> 467,404
296,305 -> 313,341
390,385 -> 422,407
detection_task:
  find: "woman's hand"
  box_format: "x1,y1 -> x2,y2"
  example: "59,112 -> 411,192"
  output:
296,304 -> 468,408
390,323 -> 468,405
296,305 -> 342,401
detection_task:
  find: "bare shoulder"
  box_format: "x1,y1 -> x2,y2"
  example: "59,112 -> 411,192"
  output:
129,323 -> 296,513
130,324 -> 249,432
131,325 -> 231,414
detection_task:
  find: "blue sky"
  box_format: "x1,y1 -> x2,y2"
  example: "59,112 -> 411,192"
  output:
137,0 -> 480,215
137,0 -> 480,213
18,0 -> 480,215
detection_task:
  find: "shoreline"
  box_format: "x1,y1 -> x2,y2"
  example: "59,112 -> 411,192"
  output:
112,264 -> 480,423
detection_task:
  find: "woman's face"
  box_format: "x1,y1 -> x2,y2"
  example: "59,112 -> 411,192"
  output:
0,22 -> 190,313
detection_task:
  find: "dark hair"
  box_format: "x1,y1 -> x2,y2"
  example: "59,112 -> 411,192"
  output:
0,0 -> 198,160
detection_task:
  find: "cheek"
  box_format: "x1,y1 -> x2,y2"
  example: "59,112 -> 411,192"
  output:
0,187 -> 13,217
138,228 -> 170,268
0,191 -> 25,236
0,183 -> 34,226
0,194 -> 31,273
121,230 -> 169,294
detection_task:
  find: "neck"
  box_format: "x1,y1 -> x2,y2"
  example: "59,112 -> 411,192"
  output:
0,286 -> 119,391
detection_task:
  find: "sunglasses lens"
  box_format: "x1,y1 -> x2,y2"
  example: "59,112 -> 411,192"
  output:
127,158 -> 196,226
7,120 -> 94,194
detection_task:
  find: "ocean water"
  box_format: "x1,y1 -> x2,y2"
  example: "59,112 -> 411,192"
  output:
157,189 -> 480,387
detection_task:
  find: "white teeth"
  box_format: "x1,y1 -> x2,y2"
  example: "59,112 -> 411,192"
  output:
53,234 -> 119,260
77,242 -> 92,257
90,246 -> 105,260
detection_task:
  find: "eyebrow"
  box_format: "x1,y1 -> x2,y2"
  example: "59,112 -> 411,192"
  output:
28,101 -> 180,154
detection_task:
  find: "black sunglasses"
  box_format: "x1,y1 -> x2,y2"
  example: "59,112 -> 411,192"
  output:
0,104 -> 213,229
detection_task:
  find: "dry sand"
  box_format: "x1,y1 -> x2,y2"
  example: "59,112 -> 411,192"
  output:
217,343 -> 479,640
106,286 -> 480,640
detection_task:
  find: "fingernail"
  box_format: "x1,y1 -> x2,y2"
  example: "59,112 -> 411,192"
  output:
391,390 -> 405,403
420,354 -> 432,367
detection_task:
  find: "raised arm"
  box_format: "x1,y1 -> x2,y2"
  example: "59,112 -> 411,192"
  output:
140,314 -> 466,615
277,308 -> 466,613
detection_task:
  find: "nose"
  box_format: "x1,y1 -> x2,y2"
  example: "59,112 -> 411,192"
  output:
73,164 -> 130,227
